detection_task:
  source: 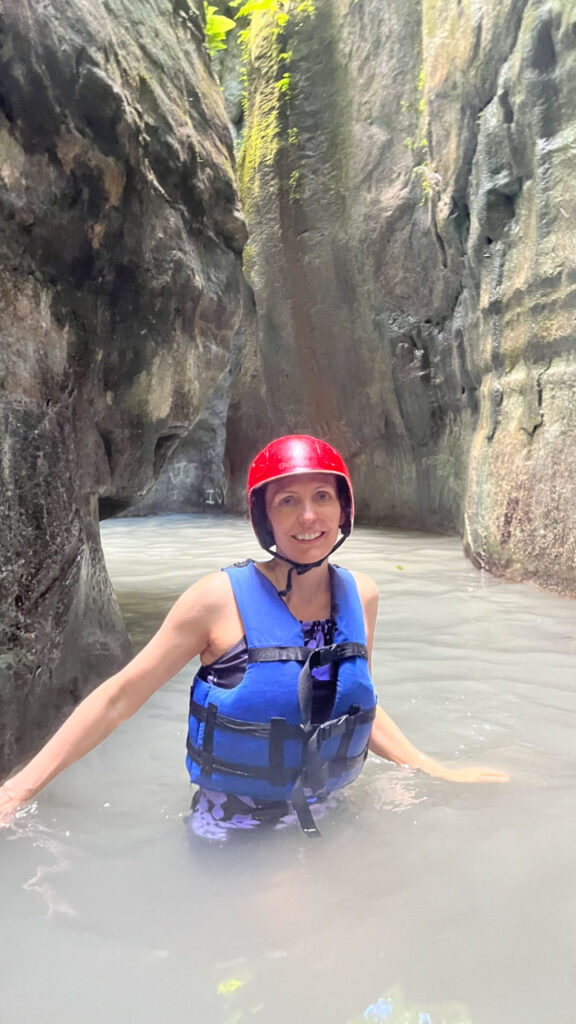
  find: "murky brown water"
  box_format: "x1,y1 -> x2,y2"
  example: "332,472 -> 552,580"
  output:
2,515 -> 576,1024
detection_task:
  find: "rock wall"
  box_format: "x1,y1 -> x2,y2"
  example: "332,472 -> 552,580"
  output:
458,4 -> 576,592
227,0 -> 576,595
127,329 -> 242,514
130,0 -> 246,516
0,0 -> 245,774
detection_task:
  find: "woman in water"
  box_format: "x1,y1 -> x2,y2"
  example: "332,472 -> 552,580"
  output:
0,435 -> 508,835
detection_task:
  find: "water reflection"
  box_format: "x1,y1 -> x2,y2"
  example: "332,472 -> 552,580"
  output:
1,515 -> 576,1023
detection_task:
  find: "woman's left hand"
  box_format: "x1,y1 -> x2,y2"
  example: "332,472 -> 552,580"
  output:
369,706 -> 510,783
424,763 -> 510,784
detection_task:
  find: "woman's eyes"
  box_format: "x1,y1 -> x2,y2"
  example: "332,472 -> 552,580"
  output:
276,491 -> 334,507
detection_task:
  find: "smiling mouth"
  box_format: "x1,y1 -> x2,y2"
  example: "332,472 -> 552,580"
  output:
293,531 -> 324,541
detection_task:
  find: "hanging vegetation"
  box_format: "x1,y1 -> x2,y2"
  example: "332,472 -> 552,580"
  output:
203,3 -> 237,55
203,1 -> 315,59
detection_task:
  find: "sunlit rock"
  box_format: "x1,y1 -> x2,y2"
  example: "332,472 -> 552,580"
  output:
227,0 -> 576,594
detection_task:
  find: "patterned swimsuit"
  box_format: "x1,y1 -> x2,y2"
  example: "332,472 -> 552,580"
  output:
188,618 -> 340,840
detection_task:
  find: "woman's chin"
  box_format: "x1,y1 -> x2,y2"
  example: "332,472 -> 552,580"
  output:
279,536 -> 335,563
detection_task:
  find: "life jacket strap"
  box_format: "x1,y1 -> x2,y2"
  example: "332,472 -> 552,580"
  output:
186,707 -> 375,785
336,703 -> 360,762
247,641 -> 368,666
290,777 -> 321,837
269,717 -> 288,787
187,740 -> 301,781
190,699 -> 304,739
247,646 -> 311,663
200,703 -> 218,778
189,698 -> 375,743
297,642 -> 368,728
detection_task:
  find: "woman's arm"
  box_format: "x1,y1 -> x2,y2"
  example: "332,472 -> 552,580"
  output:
352,570 -> 509,784
0,572 -> 228,823
368,705 -> 509,782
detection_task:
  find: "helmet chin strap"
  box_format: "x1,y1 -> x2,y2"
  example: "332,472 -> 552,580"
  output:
266,534 -> 347,598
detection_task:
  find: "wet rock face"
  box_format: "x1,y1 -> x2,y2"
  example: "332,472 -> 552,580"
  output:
0,0 -> 245,774
460,6 -> 576,593
228,0 -> 576,594
127,340 -> 239,515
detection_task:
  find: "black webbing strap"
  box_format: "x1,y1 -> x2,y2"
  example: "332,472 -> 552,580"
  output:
247,641 -> 368,668
189,697 -> 373,742
290,776 -> 321,837
189,697 -> 304,740
187,739 -> 301,781
200,703 -> 218,777
311,705 -> 375,741
288,735 -> 373,839
297,702 -> 376,798
269,718 -> 288,787
265,534 -> 348,597
298,642 -> 369,729
309,642 -> 368,669
336,703 -> 360,762
247,646 -> 310,663
187,738 -> 371,781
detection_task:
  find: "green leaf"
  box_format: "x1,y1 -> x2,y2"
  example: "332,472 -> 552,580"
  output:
204,2 -> 237,55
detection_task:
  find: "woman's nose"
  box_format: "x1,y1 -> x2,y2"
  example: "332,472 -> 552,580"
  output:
298,501 -> 316,522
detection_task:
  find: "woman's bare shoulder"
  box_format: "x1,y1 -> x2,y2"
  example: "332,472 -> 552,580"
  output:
155,570 -> 239,663
348,570 -> 378,653
349,569 -> 379,604
171,571 -> 234,619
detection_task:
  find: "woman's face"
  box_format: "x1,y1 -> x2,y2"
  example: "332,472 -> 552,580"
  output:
264,473 -> 344,563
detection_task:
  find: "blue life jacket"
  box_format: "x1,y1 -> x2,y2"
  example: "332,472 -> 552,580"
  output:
186,561 -> 377,833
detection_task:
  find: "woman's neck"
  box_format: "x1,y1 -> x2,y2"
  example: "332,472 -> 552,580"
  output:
257,558 -> 332,621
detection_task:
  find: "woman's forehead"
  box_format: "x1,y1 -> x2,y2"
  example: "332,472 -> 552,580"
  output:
266,472 -> 337,497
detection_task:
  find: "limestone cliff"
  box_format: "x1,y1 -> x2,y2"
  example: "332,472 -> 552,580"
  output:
0,0 -> 245,774
227,0 -> 576,595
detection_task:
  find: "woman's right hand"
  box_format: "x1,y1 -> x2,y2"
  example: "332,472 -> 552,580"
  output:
0,572 -> 226,821
0,783 -> 21,827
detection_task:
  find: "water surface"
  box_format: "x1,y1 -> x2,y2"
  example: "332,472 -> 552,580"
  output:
2,515 -> 575,1024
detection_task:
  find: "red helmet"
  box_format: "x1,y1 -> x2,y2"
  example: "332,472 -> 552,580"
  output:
247,435 -> 354,550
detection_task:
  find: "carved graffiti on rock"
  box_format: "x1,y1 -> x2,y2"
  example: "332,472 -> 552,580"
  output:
168,461 -> 197,485
204,484 -> 227,505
